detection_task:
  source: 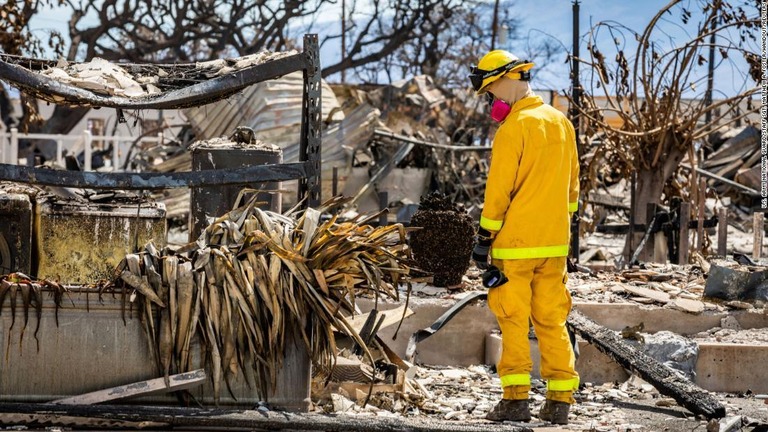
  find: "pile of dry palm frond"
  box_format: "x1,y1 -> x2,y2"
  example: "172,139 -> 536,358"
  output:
113,192 -> 413,403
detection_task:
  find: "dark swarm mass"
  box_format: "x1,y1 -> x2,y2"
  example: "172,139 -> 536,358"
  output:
409,192 -> 474,287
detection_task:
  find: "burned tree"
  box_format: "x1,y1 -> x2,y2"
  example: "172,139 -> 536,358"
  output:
573,0 -> 760,259
7,0 -> 467,136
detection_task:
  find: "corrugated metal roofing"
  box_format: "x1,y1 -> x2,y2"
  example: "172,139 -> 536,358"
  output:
183,71 -> 383,204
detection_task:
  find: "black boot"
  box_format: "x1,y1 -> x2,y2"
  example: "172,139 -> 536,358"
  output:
538,399 -> 570,425
485,399 -> 531,422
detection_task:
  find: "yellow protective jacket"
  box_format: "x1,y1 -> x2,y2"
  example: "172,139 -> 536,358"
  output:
480,95 -> 579,260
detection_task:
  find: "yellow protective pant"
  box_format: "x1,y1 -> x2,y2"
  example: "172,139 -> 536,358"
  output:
488,257 -> 579,404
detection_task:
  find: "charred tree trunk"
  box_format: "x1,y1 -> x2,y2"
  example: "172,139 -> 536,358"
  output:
568,310 -> 725,419
624,137 -> 687,263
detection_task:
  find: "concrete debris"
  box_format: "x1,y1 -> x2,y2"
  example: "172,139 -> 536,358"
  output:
720,315 -> 742,330
41,58 -> 148,98
692,327 -> 768,345
624,331 -> 699,381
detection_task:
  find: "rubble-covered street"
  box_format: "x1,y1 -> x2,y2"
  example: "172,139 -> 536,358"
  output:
313,364 -> 768,432
305,262 -> 768,431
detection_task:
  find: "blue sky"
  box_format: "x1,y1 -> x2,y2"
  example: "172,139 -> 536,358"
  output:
505,0 -> 758,97
510,0 -> 649,91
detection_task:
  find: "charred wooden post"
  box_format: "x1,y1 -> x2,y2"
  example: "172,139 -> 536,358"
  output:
332,166 -> 339,197
696,179 -> 706,252
567,310 -> 726,419
718,208 -> 728,257
754,212 -> 764,260
378,191 -> 388,227
678,202 -> 690,265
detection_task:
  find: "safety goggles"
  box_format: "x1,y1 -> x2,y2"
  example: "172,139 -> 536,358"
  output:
469,60 -> 530,91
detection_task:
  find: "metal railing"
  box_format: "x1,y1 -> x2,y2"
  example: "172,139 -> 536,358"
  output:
0,34 -> 321,206
0,128 -> 164,171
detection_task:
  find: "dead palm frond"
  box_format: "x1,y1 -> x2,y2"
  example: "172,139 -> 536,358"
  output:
115,191 -> 413,403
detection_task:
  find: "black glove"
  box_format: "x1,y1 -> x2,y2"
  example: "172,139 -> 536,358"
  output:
482,265 -> 508,288
472,227 -> 492,270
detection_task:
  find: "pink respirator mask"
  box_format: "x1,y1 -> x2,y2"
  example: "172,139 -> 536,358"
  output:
488,95 -> 511,123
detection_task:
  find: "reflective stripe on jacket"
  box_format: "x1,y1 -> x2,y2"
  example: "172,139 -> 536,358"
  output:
480,95 -> 579,260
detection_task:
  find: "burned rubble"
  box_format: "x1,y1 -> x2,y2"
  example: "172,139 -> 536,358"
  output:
409,192 -> 475,287
0,27 -> 766,432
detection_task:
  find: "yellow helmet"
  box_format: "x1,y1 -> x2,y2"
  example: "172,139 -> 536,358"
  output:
469,50 -> 534,94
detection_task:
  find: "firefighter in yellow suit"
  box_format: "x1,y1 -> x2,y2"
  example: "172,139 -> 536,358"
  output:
468,50 -> 580,425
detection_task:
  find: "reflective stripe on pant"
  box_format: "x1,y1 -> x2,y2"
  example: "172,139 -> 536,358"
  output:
487,257 -> 579,402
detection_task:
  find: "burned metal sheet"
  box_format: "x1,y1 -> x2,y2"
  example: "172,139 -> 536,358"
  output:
704,264 -> 768,301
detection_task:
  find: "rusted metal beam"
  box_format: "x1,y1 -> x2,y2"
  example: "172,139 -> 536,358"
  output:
0,162 -> 311,190
299,34 -> 322,208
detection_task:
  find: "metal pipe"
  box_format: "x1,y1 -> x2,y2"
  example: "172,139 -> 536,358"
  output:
680,163 -> 760,196
628,170 -> 636,262
704,20 -> 716,124
570,0 -> 581,261
373,129 -> 491,152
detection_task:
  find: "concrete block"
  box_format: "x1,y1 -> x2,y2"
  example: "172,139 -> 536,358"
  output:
576,341 -> 630,384
0,290 -> 302,407
733,310 -> 768,329
190,142 -> 282,240
485,333 -> 628,384
35,198 -> 166,284
695,343 -> 768,393
574,302 -> 725,335
357,298 -> 497,366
